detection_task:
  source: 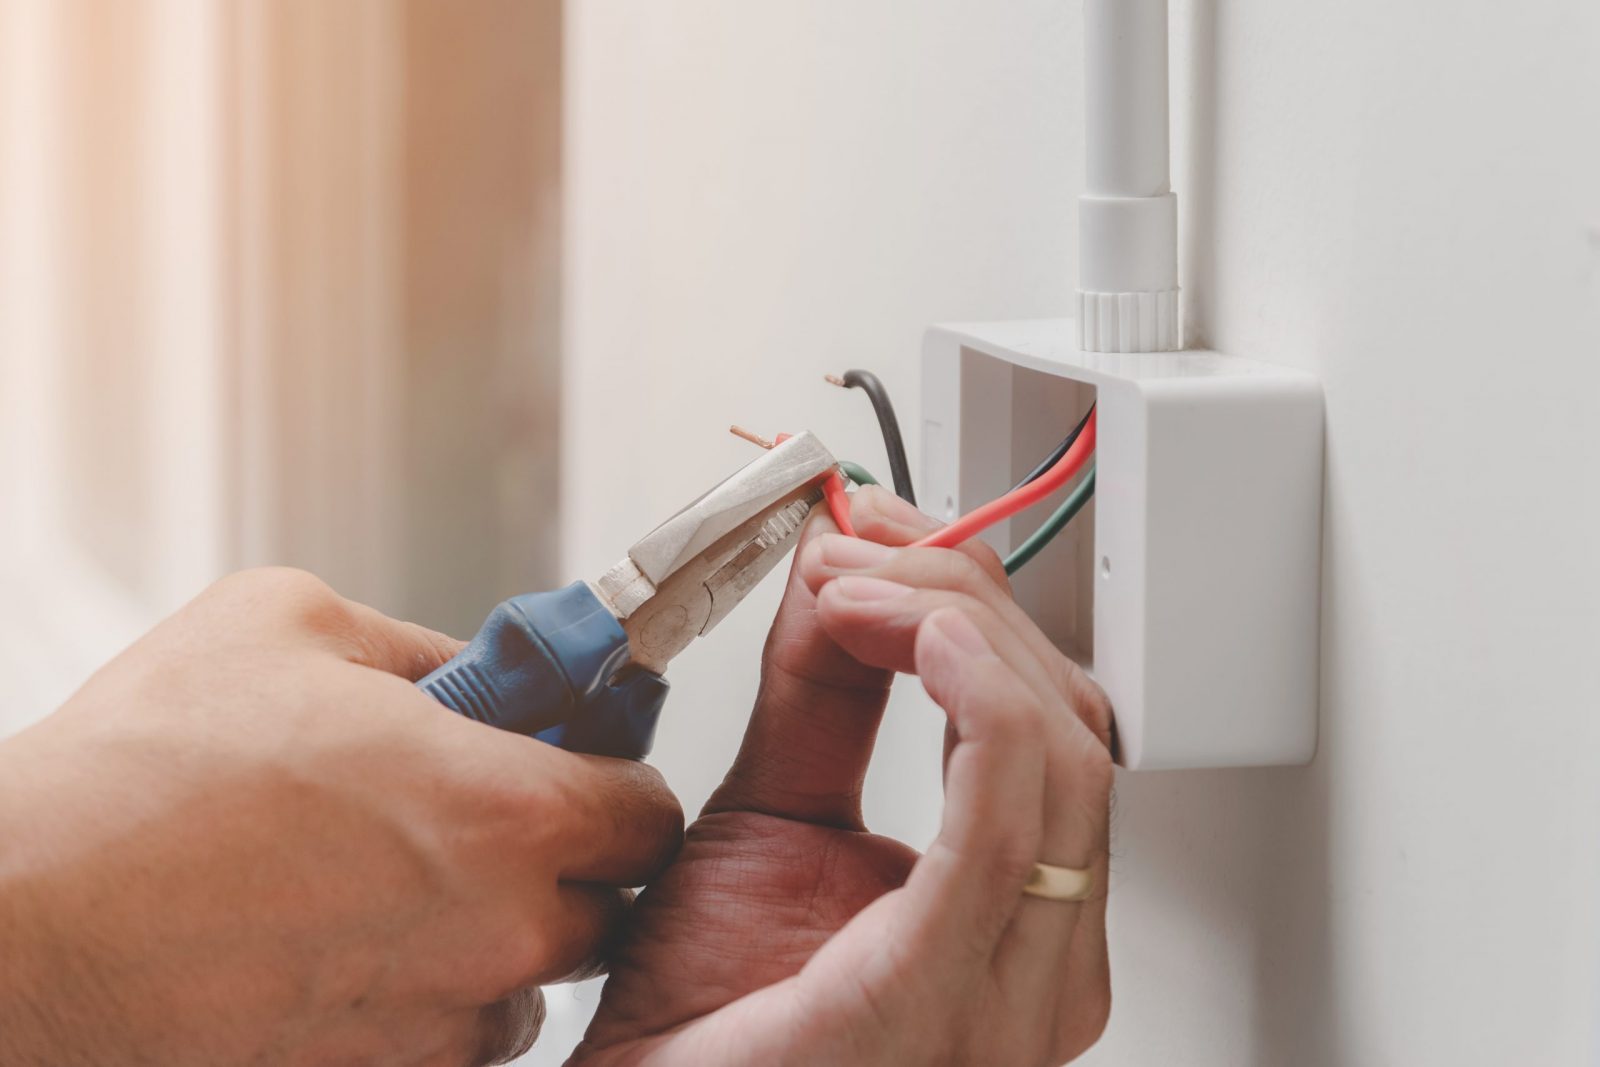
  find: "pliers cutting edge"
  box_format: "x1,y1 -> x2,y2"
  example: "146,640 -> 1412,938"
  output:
416,432 -> 839,758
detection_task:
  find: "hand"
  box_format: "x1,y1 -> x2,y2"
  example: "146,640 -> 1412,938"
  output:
572,488 -> 1114,1066
0,568 -> 683,1067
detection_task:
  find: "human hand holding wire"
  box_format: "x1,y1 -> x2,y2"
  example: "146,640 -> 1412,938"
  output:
568,487 -> 1114,1066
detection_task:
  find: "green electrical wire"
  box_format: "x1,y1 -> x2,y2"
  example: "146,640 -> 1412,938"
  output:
838,460 -> 880,488
1003,465 -> 1097,576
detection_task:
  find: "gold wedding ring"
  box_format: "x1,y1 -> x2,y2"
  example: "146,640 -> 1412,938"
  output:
1022,862 -> 1094,902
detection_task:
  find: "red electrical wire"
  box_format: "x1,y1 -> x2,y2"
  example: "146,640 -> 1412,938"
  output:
768,411 -> 1095,549
820,469 -> 857,536
911,408 -> 1097,550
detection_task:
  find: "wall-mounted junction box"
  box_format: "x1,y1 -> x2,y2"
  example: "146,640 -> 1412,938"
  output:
921,320 -> 1323,770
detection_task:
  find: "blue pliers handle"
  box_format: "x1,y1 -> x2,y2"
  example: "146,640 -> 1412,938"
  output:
415,582 -> 669,759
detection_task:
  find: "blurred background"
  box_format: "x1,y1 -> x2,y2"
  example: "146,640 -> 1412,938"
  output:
4,1 -> 1599,1065
1,0 -> 563,711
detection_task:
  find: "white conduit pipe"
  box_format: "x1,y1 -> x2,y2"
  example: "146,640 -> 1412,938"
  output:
1078,0 -> 1181,352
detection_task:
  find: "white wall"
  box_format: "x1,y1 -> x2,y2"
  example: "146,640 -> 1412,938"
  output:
565,2 -> 1600,1064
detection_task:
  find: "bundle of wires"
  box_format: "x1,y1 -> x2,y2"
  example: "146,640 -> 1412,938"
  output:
819,370 -> 1098,574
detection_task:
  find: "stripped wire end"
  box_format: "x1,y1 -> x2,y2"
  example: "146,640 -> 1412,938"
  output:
823,373 -> 848,388
728,425 -> 775,450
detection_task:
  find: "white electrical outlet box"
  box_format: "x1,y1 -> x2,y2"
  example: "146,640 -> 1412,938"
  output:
921,319 -> 1323,770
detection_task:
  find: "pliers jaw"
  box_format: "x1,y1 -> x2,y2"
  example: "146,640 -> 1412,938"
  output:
591,431 -> 838,674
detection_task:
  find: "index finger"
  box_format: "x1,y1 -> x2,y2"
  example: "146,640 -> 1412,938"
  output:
196,567 -> 465,680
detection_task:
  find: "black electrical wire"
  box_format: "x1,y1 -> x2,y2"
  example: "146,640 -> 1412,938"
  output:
1009,403 -> 1097,493
833,369 -> 916,506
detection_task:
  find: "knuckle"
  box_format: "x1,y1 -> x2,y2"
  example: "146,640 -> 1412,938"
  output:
212,565 -> 330,602
919,546 -> 990,595
210,567 -> 353,636
287,587 -> 356,639
962,540 -> 1011,590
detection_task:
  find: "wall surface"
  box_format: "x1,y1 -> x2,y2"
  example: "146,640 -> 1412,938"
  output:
563,2 -> 1600,1064
0,0 -> 563,730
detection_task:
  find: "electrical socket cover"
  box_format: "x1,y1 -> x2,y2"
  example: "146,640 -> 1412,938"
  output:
921,319 -> 1323,770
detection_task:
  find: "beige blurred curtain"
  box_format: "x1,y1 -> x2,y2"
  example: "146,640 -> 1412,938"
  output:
0,0 -> 561,727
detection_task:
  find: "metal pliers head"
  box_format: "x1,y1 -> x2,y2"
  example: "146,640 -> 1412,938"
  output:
591,430 -> 838,675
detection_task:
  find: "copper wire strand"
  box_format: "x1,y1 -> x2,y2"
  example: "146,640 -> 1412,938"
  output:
728,425 -> 774,450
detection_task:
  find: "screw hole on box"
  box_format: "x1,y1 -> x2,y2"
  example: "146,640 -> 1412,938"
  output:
1100,555 -> 1111,578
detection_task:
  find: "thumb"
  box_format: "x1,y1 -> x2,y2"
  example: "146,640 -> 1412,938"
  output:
705,487 -> 937,829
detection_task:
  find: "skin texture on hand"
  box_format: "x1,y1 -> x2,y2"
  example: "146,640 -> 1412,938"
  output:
571,487 -> 1114,1067
0,568 -> 683,1067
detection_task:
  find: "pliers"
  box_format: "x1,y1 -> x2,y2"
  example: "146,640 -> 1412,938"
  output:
416,432 -> 839,759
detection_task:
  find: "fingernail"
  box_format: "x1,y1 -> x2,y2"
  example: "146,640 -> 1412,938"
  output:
830,575 -> 915,602
928,609 -> 993,657
820,536 -> 896,569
